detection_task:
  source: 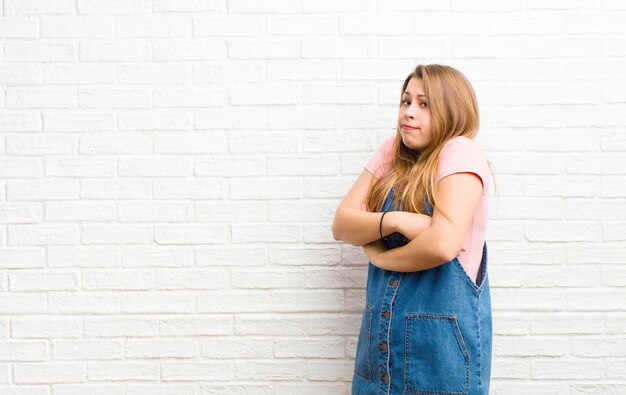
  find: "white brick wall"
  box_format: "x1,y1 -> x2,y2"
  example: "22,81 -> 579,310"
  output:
0,1 -> 624,394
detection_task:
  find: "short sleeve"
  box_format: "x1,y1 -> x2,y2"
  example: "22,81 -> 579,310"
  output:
364,137 -> 395,180
437,136 -> 490,195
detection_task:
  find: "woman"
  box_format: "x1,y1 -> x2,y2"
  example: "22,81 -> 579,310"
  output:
332,64 -> 493,395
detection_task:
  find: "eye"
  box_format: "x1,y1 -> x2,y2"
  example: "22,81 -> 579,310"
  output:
402,100 -> 410,105
420,102 -> 428,108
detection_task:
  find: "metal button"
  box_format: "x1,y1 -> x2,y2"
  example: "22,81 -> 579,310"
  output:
382,311 -> 390,320
380,374 -> 389,383
378,342 -> 388,352
388,279 -> 398,287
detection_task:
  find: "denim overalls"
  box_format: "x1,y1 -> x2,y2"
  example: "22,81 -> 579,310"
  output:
351,186 -> 492,395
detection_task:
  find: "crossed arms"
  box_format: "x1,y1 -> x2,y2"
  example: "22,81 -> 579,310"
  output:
331,169 -> 483,272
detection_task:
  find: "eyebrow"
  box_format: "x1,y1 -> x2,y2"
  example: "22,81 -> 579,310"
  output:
403,91 -> 427,98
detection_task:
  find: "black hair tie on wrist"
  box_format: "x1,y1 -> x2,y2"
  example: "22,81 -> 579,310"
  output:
379,211 -> 388,240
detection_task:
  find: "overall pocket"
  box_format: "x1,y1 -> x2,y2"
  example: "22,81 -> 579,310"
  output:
354,304 -> 373,382
404,314 -> 470,394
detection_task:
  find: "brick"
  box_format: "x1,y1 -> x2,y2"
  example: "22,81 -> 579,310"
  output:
0,294 -> 44,314
119,292 -> 193,313
118,157 -> 193,177
228,39 -> 300,59
0,203 -> 42,224
154,179 -> 223,200
197,246 -> 266,267
194,62 -> 265,83
231,224 -> 300,243
45,112 -> 115,132
159,316 -> 232,336
12,317 -> 81,338
45,157 -> 116,177
81,179 -> 152,200
117,202 -> 190,222
79,88 -> 151,108
0,340 -> 48,361
531,315 -> 603,335
88,362 -> 159,381
116,17 -> 191,38
152,39 -> 226,61
194,16 -> 265,36
4,0 -> 75,15
195,201 -> 265,222
494,336 -> 569,357
228,0 -> 300,13
155,133 -> 227,154
6,134 -> 76,155
13,362 -> 85,384
0,111 -> 42,131
0,17 -> 39,38
79,134 -> 152,154
118,64 -> 190,84
155,269 -> 228,290
235,361 -> 306,380
153,0 -> 222,12
9,270 -> 79,291
302,0 -> 375,12
532,359 -> 603,379
270,291 -> 344,312
53,340 -> 122,360
82,224 -> 152,244
41,16 -> 113,38
0,158 -> 42,179
124,340 -> 194,358
201,338 -> 273,359
198,291 -> 269,313
80,41 -> 150,61
49,294 -> 118,314
231,270 -> 305,289
78,0 -> 151,14
196,157 -> 264,177
48,247 -> 120,268
154,224 -> 227,244
8,225 -> 79,246
229,178 -> 301,199
122,247 -> 194,268
162,361 -> 231,381
269,247 -> 341,266
4,41 -> 75,62
0,64 -> 42,83
306,360 -> 353,381
83,270 -> 153,291
84,317 -> 158,338
6,88 -> 75,108
0,248 -> 44,269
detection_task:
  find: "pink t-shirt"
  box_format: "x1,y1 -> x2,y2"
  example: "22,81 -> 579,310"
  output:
364,136 -> 490,284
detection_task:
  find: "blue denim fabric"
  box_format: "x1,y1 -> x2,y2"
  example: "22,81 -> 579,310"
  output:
352,187 -> 492,395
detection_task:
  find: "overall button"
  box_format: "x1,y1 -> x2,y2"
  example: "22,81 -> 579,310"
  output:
381,311 -> 390,320
378,342 -> 388,352
380,374 -> 389,383
388,279 -> 398,287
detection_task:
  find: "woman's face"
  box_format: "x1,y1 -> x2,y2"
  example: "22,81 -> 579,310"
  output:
398,77 -> 432,151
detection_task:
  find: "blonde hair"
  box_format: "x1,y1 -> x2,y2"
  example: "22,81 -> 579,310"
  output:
368,64 -> 491,218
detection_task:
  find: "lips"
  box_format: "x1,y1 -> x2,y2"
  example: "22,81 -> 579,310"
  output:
402,124 -> 419,130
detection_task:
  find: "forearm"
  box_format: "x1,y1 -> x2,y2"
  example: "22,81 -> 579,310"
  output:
372,227 -> 448,272
332,207 -> 396,246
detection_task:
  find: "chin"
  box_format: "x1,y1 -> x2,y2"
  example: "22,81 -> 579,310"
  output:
401,136 -> 423,151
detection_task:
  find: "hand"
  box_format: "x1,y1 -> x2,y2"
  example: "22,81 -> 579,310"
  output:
386,211 -> 432,240
362,239 -> 387,265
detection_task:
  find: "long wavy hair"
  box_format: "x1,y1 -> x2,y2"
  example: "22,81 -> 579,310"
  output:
368,64 -> 490,219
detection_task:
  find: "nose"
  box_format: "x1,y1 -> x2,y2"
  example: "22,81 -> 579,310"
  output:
405,102 -> 418,119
